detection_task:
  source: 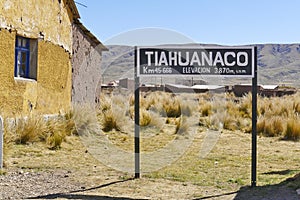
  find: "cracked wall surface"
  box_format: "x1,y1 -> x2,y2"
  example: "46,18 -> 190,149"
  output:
0,0 -> 73,117
72,23 -> 102,106
0,0 -> 73,52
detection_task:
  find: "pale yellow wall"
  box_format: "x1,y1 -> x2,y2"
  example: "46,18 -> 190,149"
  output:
0,0 -> 73,117
0,29 -> 72,117
0,0 -> 73,52
36,40 -> 72,115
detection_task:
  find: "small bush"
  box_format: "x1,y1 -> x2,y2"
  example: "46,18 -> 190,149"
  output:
223,114 -> 238,131
99,96 -> 112,112
140,109 -> 152,126
272,117 -> 284,136
101,109 -> 120,132
200,102 -> 212,117
46,120 -> 65,150
208,114 -> 223,131
199,117 -> 209,127
71,104 -> 99,135
162,98 -> 181,118
166,118 -> 171,124
256,118 -> 266,134
239,93 -> 252,118
284,118 -> 300,141
127,106 -> 135,119
13,115 -> 48,145
293,102 -> 300,115
257,117 -> 284,137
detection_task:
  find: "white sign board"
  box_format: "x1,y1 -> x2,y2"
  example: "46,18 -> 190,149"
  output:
137,46 -> 255,77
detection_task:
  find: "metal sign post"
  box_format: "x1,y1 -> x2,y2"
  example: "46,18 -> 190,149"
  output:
134,47 -> 140,178
251,47 -> 258,187
134,46 -> 257,185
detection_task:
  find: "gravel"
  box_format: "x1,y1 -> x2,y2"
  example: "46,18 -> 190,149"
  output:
0,170 -> 82,200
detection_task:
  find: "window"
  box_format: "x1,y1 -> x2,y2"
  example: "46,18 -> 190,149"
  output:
15,36 -> 37,80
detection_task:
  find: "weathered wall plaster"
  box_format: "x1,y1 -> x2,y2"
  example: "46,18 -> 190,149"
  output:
0,0 -> 73,52
72,23 -> 102,105
0,0 -> 73,117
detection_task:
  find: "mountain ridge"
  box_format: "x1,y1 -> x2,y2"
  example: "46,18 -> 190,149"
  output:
101,44 -> 300,87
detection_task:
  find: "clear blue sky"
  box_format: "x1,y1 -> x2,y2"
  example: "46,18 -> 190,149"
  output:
76,0 -> 299,46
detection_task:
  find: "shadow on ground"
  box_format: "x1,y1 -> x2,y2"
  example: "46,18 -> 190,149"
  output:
194,171 -> 300,200
27,178 -> 148,200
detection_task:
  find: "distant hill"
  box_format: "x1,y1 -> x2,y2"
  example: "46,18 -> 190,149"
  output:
101,44 -> 300,87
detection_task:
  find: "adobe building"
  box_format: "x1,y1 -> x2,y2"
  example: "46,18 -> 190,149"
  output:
0,0 -> 106,117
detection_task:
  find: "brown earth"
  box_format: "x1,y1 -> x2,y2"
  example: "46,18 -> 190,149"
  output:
1,132 -> 300,200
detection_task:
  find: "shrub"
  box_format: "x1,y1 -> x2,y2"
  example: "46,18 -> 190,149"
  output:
208,113 -> 223,131
222,113 -> 238,131
237,93 -> 252,118
199,117 -> 210,127
162,98 -> 181,118
141,93 -> 157,110
47,131 -> 63,150
284,118 -> 300,141
13,115 -> 48,145
293,102 -> 300,115
127,106 -> 135,119
46,118 -> 66,150
70,104 -> 99,135
272,117 -> 284,136
200,102 -> 212,117
257,116 -> 284,137
140,109 -> 152,126
166,118 -> 171,124
99,105 -> 128,132
99,95 -> 112,112
101,109 -> 120,132
44,115 -> 73,149
256,118 -> 266,134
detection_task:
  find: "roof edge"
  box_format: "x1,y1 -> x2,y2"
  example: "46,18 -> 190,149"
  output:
74,19 -> 108,51
68,0 -> 80,19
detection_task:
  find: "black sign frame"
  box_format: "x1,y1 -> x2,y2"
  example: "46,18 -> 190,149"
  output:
134,46 -> 258,187
137,46 -> 255,78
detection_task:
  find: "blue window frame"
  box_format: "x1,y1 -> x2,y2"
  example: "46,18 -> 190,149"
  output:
15,36 -> 30,78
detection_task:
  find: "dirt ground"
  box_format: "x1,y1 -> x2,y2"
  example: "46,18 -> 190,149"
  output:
1,131 -> 300,199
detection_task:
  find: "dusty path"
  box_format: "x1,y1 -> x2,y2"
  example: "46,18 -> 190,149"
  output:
1,169 -> 299,200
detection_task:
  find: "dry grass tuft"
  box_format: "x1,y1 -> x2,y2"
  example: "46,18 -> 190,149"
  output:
264,117 -> 284,137
199,102 -> 212,117
195,91 -> 300,140
45,117 -> 69,149
174,116 -> 189,135
2,103 -> 100,150
99,104 -> 128,132
100,109 -> 120,132
12,115 -> 48,145
284,117 -> 300,141
140,109 -> 152,126
162,97 -> 181,118
70,104 -> 99,136
239,93 -> 252,118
